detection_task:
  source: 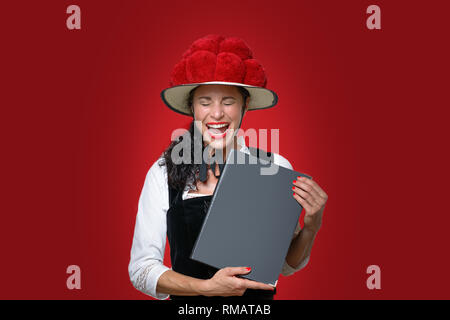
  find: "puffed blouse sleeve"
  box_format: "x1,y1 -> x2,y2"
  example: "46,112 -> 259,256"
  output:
128,158 -> 171,300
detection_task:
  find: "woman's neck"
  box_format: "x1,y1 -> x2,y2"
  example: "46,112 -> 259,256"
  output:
205,136 -> 240,163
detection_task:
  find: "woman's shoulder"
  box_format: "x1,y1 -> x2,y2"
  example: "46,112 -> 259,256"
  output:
144,154 -> 168,185
271,152 -> 293,170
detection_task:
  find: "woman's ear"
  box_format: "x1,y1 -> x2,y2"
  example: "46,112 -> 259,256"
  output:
243,97 -> 249,115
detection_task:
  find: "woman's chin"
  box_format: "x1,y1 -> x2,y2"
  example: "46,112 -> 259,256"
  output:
203,132 -> 234,152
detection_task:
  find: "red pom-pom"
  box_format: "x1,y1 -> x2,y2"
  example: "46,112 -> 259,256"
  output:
170,59 -> 187,86
219,37 -> 253,60
181,48 -> 193,59
182,35 -> 224,59
189,34 -> 225,55
186,50 -> 217,83
215,52 -> 245,83
244,59 -> 267,87
169,35 -> 267,87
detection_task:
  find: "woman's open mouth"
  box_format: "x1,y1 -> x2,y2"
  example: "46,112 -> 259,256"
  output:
206,122 -> 230,139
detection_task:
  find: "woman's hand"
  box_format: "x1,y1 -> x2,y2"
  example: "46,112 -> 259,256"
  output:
200,267 -> 275,297
293,176 -> 328,234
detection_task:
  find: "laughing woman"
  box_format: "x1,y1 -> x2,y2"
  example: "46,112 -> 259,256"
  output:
128,35 -> 328,300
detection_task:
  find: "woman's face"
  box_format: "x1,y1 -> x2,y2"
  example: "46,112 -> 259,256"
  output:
192,85 -> 247,151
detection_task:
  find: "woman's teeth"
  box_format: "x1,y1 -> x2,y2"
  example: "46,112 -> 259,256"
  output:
207,123 -> 229,129
206,123 -> 230,138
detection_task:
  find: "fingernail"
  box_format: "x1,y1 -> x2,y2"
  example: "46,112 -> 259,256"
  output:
293,192 -> 296,196
292,186 -> 295,190
293,180 -> 296,184
246,267 -> 251,271
297,176 -> 302,180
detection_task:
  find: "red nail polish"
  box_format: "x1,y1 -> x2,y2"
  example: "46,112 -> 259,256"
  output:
246,267 -> 251,271
293,180 -> 296,184
293,192 -> 296,196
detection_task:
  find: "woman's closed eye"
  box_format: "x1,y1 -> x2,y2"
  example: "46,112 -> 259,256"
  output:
201,102 -> 234,106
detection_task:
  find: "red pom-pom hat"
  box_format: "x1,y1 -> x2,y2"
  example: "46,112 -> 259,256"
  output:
161,34 -> 278,116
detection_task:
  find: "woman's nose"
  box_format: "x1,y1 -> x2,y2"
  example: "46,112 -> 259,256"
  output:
210,102 -> 224,119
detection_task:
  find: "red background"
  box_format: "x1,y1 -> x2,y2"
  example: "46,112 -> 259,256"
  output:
1,0 -> 449,299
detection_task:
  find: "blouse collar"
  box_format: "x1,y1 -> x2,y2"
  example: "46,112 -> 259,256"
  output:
237,135 -> 250,154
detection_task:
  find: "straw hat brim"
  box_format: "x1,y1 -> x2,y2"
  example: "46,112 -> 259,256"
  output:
161,81 -> 278,116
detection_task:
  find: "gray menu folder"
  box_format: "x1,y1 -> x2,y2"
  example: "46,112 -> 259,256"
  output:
191,149 -> 312,286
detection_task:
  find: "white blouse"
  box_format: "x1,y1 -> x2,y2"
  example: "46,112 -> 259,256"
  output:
128,136 -> 310,300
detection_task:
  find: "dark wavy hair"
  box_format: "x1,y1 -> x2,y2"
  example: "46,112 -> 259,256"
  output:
158,86 -> 250,191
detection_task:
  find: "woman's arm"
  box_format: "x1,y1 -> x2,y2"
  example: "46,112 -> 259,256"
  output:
285,227 -> 317,269
156,270 -> 206,296
157,267 -> 275,297
129,160 -> 172,299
